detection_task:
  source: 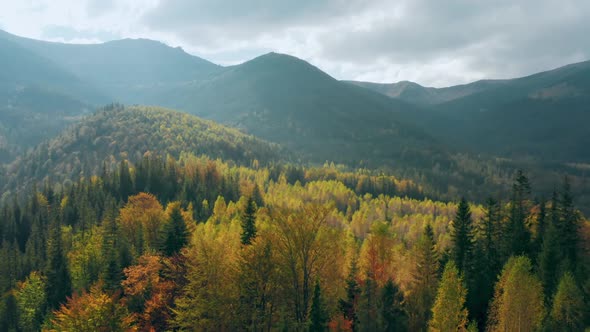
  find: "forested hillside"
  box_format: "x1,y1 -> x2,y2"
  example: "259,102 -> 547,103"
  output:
0,104 -> 283,194
0,150 -> 587,331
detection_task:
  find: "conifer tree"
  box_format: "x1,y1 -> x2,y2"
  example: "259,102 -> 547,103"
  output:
409,223 -> 439,331
451,198 -> 475,277
310,281 -> 328,332
240,196 -> 257,245
505,170 -> 531,257
339,257 -> 360,331
429,261 -> 468,332
45,218 -> 71,309
161,203 -> 189,256
379,278 -> 406,332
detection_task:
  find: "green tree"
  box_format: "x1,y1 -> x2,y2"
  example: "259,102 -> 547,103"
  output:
339,257 -> 360,331
505,170 -> 532,258
309,281 -> 328,332
550,271 -> 585,332
379,278 -> 406,332
45,219 -> 71,309
15,271 -> 46,331
409,223 -> 439,331
451,198 -> 475,277
240,196 -> 257,246
160,203 -> 189,256
429,261 -> 468,332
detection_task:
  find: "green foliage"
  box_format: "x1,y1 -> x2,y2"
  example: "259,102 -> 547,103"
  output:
14,271 -> 46,331
551,271 -> 585,331
240,196 -> 257,245
310,281 -> 328,332
160,203 -> 189,256
487,256 -> 545,332
429,261 -> 468,332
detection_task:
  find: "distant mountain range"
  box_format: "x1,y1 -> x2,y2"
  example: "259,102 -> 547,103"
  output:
1,29 -> 589,197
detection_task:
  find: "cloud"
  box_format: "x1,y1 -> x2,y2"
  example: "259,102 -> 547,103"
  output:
1,0 -> 590,86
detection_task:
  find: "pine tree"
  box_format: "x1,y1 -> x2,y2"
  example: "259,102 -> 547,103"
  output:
339,257 -> 360,331
538,190 -> 562,300
358,273 -> 378,332
118,160 -> 134,201
161,203 -> 189,256
240,196 -> 257,245
505,170 -> 531,257
310,281 -> 328,332
101,207 -> 120,293
451,198 -> 475,277
409,223 -> 439,331
379,278 -> 406,332
429,261 -> 468,332
45,218 -> 71,309
557,177 -> 579,271
550,271 -> 585,331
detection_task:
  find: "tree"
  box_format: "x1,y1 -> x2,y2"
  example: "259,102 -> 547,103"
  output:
14,271 -> 46,331
556,177 -> 579,272
550,271 -> 585,331
160,202 -> 189,256
51,282 -> 135,331
45,219 -> 71,310
310,281 -> 328,332
409,223 -> 439,331
429,261 -> 468,332
451,198 -> 475,277
339,257 -> 361,331
358,273 -> 378,332
487,256 -> 544,332
240,196 -> 257,245
379,278 -> 406,332
504,170 -> 532,258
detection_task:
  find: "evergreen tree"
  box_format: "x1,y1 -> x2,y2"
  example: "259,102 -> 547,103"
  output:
557,177 -> 579,272
379,278 -> 406,332
358,273 -> 378,332
429,261 -> 468,332
409,223 -> 439,331
118,160 -> 134,201
161,203 -> 189,256
505,170 -> 532,258
339,257 -> 360,331
101,206 -> 120,293
45,218 -> 71,309
240,196 -> 257,245
309,281 -> 328,332
550,271 -> 585,331
451,198 -> 475,277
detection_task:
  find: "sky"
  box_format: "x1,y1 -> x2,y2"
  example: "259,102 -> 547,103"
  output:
1,0 -> 589,87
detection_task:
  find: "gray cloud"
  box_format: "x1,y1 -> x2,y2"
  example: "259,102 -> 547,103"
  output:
2,0 -> 590,86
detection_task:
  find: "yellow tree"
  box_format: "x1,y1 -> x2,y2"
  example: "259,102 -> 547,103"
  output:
118,193 -> 166,255
271,203 -> 339,326
487,256 -> 544,332
429,261 -> 468,332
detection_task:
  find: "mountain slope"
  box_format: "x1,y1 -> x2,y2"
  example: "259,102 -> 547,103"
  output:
352,60 -> 590,162
0,35 -> 97,161
145,52 -> 450,169
1,105 -> 283,191
348,79 -> 506,106
0,29 -> 222,103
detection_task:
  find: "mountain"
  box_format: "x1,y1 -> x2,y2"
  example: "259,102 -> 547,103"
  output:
143,52 -> 450,169
0,29 -> 222,103
1,105 -> 283,192
0,35 -> 97,161
352,61 -> 590,162
347,79 -> 505,106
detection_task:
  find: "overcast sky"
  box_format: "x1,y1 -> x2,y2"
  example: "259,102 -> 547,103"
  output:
1,0 -> 589,87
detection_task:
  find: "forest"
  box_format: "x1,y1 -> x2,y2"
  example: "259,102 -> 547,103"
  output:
0,152 -> 587,331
